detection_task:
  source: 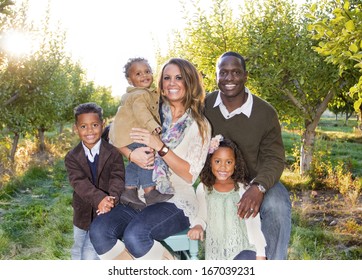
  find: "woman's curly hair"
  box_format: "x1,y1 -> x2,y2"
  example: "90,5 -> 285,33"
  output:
200,138 -> 250,192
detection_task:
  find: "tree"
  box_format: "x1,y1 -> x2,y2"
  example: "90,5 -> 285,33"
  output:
158,0 -> 244,90
241,0 -> 343,174
328,90 -> 356,125
0,2 -> 92,158
307,0 -> 362,129
167,0 -> 342,174
89,85 -> 120,121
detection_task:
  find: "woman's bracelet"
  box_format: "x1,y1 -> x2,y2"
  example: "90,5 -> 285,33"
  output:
128,150 -> 133,162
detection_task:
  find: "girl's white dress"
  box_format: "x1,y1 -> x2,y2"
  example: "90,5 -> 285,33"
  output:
195,182 -> 267,260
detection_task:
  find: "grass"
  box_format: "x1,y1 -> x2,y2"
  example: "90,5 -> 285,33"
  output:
0,160 -> 73,259
282,116 -> 362,176
0,115 -> 361,260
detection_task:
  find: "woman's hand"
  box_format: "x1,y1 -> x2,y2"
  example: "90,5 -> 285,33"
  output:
130,146 -> 155,169
130,127 -> 164,152
187,225 -> 204,241
130,127 -> 192,183
119,146 -> 154,169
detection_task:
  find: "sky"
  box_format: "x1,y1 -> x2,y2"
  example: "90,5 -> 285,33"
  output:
13,0 -> 304,97
13,0 -> 208,97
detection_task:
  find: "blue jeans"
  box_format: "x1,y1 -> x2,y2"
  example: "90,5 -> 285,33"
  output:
260,181 -> 291,260
233,250 -> 256,260
124,202 -> 190,257
89,204 -> 138,255
89,202 -> 189,258
126,143 -> 155,189
71,225 -> 99,260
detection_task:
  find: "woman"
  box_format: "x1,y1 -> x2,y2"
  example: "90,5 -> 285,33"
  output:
89,58 -> 211,259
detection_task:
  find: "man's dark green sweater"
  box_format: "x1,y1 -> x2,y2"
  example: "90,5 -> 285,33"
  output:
204,91 -> 285,190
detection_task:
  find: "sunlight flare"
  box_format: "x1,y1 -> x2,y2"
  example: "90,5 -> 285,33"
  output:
1,30 -> 37,57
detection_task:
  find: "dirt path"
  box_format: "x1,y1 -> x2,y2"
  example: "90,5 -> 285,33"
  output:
291,189 -> 362,247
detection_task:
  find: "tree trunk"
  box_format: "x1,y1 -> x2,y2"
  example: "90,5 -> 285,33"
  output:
300,126 -> 316,175
299,89 -> 335,175
10,133 -> 19,163
344,111 -> 353,126
58,123 -> 63,134
38,128 -> 46,153
58,123 -> 64,141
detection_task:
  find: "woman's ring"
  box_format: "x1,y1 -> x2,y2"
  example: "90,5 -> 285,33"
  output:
250,208 -> 254,212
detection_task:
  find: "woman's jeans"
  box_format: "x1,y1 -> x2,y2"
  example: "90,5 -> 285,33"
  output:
260,181 -> 291,260
89,202 -> 189,258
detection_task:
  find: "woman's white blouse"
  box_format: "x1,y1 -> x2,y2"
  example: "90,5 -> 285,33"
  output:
166,119 -> 211,225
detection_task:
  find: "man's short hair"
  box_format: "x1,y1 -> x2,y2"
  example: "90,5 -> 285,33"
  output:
218,51 -> 246,71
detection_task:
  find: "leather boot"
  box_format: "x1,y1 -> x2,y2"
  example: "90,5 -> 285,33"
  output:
120,188 -> 146,210
144,189 -> 173,206
114,248 -> 134,260
162,248 -> 178,260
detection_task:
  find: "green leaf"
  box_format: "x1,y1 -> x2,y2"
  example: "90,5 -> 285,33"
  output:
305,13 -> 316,21
349,43 -> 359,53
345,20 -> 355,31
353,61 -> 362,69
353,99 -> 362,112
350,53 -> 362,61
331,16 -> 346,24
343,1 -> 350,11
310,3 -> 317,12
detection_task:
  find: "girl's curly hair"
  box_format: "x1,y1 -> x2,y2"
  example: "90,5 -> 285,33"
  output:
200,138 -> 249,192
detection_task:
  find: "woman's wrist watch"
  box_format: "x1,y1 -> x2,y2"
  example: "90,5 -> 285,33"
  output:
158,143 -> 169,157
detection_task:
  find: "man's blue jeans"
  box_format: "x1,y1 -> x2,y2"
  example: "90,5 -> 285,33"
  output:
89,202 -> 189,257
260,181 -> 291,260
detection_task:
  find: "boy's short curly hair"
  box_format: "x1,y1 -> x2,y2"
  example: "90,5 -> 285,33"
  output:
200,138 -> 249,192
123,57 -> 152,78
74,102 -> 103,123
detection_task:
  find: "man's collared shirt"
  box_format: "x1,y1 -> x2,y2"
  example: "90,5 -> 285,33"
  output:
213,87 -> 254,119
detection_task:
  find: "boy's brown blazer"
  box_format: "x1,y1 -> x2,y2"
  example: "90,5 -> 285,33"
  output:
65,140 -> 125,230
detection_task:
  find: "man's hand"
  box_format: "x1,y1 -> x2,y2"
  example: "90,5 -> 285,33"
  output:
237,184 -> 264,219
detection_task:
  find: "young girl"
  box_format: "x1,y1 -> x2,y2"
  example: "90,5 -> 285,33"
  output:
188,135 -> 267,260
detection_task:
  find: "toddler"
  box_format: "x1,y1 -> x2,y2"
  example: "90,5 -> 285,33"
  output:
109,57 -> 173,210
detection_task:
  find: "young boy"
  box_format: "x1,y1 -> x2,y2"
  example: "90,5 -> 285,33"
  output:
65,102 -> 125,260
109,57 -> 173,210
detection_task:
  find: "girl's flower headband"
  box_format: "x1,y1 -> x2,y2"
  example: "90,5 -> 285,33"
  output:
208,134 -> 223,154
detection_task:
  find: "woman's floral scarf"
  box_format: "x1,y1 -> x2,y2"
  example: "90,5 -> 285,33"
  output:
153,102 -> 193,194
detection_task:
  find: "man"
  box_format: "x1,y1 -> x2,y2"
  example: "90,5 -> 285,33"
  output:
204,51 -> 291,260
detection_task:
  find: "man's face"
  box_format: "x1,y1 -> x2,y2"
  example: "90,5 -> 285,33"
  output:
216,55 -> 248,98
